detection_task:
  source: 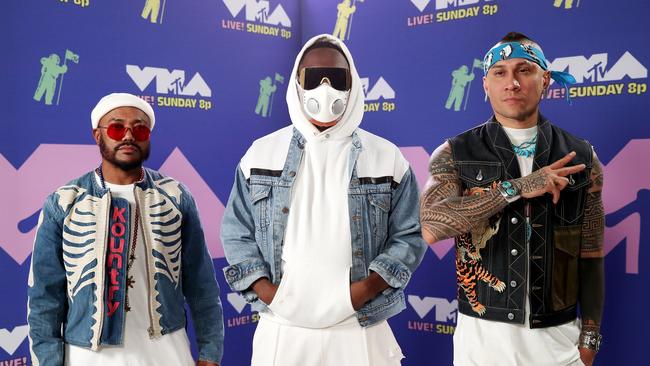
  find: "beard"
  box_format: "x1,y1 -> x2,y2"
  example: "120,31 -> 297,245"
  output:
99,136 -> 150,171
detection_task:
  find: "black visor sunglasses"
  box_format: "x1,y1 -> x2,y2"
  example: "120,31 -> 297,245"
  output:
298,67 -> 351,91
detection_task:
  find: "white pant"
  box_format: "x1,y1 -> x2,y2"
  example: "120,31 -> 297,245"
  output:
65,328 -> 193,366
453,314 -> 585,366
251,315 -> 404,366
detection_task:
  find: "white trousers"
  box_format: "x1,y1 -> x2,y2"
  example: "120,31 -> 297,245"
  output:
453,314 -> 585,366
251,315 -> 404,366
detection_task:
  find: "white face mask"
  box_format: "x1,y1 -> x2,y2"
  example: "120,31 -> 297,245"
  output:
297,81 -> 350,124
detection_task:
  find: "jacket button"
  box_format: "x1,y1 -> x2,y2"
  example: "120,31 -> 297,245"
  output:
511,217 -> 519,224
354,250 -> 363,257
511,249 -> 518,256
507,313 -> 514,320
282,207 -> 289,214
510,280 -> 517,288
325,134 -> 330,138
289,171 -> 296,177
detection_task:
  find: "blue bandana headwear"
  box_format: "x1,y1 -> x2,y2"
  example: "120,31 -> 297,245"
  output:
482,42 -> 576,103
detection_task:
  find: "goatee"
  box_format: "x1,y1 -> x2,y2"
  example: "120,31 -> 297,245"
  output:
99,136 -> 150,171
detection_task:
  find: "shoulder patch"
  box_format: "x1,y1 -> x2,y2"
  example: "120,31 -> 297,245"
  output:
56,185 -> 87,212
240,126 -> 293,179
356,129 -> 410,184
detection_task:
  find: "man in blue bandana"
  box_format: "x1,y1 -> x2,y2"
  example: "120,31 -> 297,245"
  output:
420,32 -> 605,366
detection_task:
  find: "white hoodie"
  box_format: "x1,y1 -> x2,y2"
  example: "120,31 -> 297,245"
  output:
270,34 -> 364,328
239,34 -> 410,329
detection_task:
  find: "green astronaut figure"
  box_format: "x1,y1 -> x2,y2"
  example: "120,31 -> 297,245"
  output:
255,76 -> 277,117
445,65 -> 475,112
33,54 -> 68,106
333,0 -> 356,40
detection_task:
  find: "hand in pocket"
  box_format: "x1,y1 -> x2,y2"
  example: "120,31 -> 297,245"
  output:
252,278 -> 279,305
350,272 -> 391,311
350,280 -> 371,311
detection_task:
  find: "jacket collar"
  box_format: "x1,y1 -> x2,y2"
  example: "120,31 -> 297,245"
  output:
87,166 -> 156,195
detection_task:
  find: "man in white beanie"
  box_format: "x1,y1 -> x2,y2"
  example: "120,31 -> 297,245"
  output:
27,93 -> 224,366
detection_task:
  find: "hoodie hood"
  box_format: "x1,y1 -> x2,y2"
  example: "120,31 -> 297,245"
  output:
287,34 -> 364,141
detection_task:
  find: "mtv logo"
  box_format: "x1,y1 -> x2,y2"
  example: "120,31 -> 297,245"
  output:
548,51 -> 648,84
222,0 -> 292,27
361,76 -> 395,101
0,325 -> 29,355
227,292 -> 249,314
126,65 -> 212,97
408,295 -> 458,322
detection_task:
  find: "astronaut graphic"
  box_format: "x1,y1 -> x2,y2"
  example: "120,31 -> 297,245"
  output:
554,0 -> 579,9
333,0 -> 357,40
142,0 -> 166,23
255,73 -> 284,117
34,50 -> 79,106
445,65 -> 476,112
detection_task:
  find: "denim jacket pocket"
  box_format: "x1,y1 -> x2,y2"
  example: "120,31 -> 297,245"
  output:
250,183 -> 272,231
368,193 -> 391,246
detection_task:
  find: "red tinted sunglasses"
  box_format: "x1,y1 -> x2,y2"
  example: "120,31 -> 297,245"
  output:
97,123 -> 151,142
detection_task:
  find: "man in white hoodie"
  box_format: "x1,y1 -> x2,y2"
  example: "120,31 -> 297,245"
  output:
221,34 -> 427,365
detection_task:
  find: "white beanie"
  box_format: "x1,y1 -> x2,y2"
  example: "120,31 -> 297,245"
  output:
91,93 -> 156,130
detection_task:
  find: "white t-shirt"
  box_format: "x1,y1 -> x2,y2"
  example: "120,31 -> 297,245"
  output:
453,126 -> 584,366
65,175 -> 194,366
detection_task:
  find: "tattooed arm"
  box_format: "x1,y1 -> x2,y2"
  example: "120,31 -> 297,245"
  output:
581,151 -> 605,258
420,142 -> 510,244
420,143 -> 586,244
578,150 -> 605,363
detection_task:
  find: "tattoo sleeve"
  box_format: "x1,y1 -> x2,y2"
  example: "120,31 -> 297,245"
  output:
419,142 -> 508,243
512,168 -> 551,195
579,150 -> 605,334
581,152 -> 605,258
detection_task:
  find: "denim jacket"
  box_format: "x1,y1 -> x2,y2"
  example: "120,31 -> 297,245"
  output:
28,168 -> 224,366
221,126 -> 426,327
